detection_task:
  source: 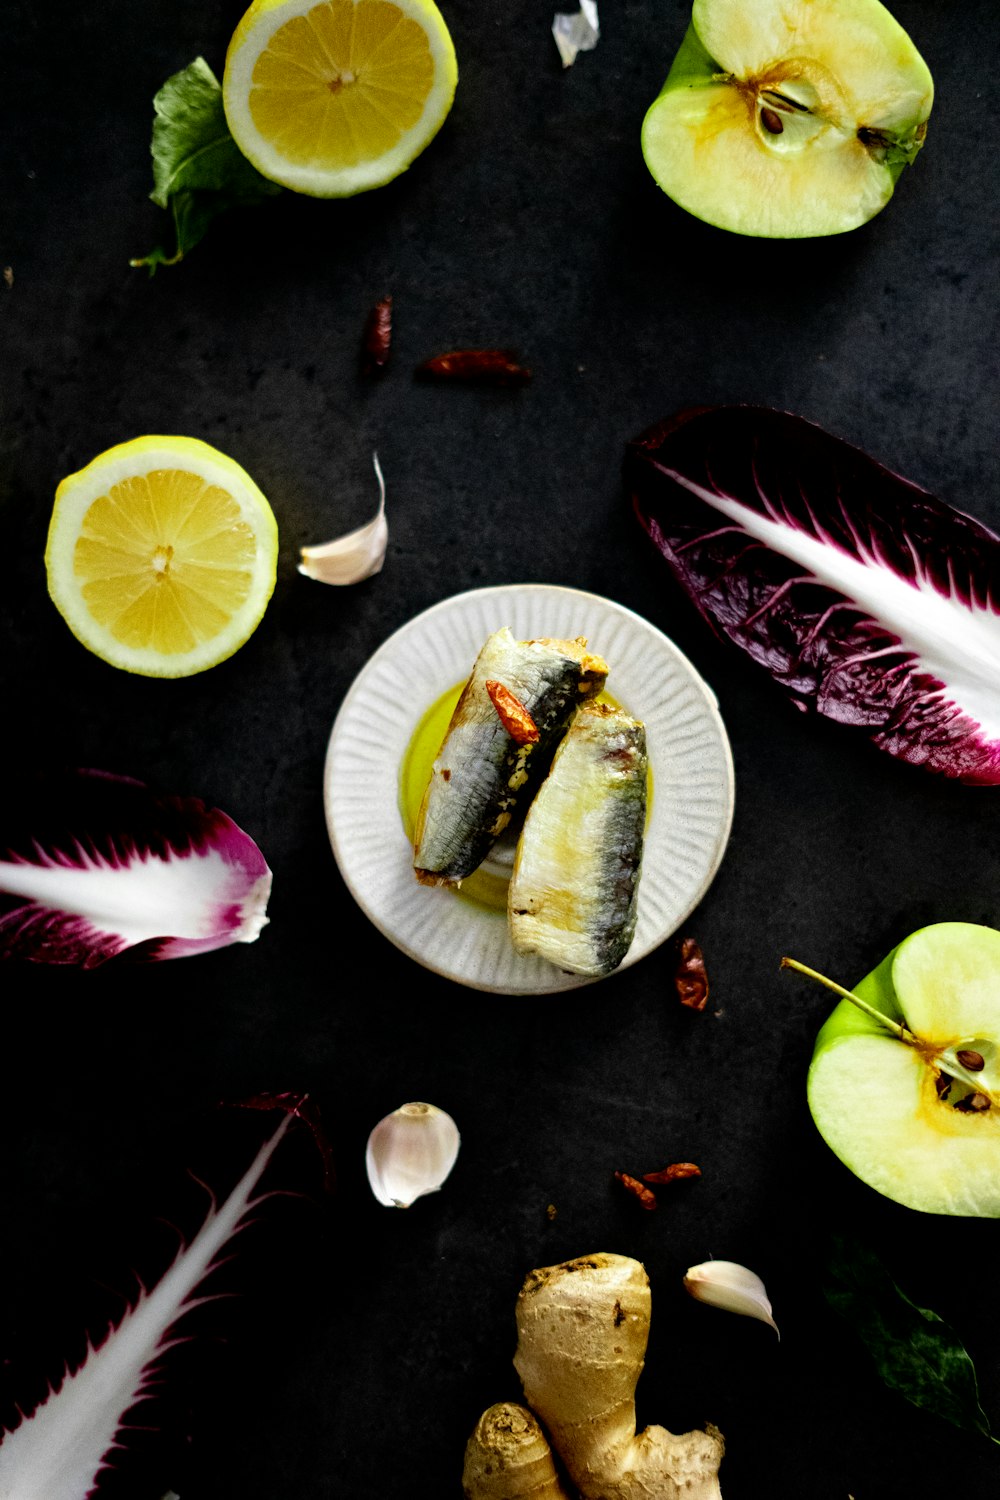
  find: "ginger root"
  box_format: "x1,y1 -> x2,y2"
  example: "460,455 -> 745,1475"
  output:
463,1403 -> 572,1500
462,1253 -> 724,1500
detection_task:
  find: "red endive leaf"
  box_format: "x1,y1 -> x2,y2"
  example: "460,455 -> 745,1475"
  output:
233,1090 -> 336,1192
0,770 -> 271,965
627,407 -> 1000,784
0,1099 -> 323,1498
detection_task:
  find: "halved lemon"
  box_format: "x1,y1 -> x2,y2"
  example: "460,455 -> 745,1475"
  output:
46,436 -> 279,678
222,0 -> 458,198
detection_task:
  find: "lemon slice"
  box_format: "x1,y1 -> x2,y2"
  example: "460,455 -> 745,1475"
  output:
222,0 -> 458,197
46,436 -> 279,678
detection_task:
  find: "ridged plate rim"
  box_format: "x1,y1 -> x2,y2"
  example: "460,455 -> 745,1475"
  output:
324,584 -> 735,994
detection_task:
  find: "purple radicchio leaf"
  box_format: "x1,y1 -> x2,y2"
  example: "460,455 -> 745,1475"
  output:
0,1094 -> 322,1500
627,407 -> 1000,784
0,769 -> 271,966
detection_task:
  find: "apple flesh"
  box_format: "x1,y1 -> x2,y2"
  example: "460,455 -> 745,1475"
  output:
642,0 -> 933,237
804,924 -> 1000,1216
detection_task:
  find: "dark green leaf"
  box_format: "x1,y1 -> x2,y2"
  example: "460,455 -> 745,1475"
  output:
825,1237 -> 998,1444
132,57 -> 281,273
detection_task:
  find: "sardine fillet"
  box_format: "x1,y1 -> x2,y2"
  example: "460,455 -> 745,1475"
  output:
413,629 -> 608,886
509,702 -> 647,976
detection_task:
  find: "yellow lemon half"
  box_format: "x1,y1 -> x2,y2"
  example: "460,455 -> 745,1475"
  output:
222,0 -> 458,197
46,436 -> 279,678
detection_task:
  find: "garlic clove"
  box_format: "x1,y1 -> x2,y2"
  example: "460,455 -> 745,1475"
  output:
683,1260 -> 779,1337
365,1101 -> 460,1208
298,452 -> 387,585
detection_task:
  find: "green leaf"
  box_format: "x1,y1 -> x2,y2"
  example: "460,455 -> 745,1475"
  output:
824,1237 -> 998,1445
146,56 -> 276,208
131,57 -> 281,273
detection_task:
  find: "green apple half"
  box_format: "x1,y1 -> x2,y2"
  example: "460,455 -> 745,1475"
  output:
642,0 -> 933,237
800,925 -> 1000,1216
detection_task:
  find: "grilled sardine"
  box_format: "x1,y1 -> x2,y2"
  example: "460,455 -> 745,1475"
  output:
508,702 -> 646,976
413,629 -> 607,886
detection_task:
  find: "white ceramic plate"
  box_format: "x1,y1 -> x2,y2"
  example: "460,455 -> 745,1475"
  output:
324,585 -> 735,994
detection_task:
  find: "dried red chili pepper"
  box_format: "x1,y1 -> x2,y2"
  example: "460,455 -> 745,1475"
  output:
415,349 -> 532,385
485,680 -> 540,745
675,936 -> 709,1011
642,1162 -> 701,1185
360,294 -> 393,376
614,1171 -> 657,1211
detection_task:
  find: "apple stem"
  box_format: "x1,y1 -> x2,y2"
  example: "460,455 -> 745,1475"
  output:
780,957 -> 920,1046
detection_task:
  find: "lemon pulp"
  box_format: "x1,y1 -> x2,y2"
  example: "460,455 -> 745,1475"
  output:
74,469 -> 257,656
250,0 -> 435,168
47,436 -> 278,678
224,0 -> 457,196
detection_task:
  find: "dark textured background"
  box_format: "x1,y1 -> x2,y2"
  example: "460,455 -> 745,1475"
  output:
3,0 -> 1000,1494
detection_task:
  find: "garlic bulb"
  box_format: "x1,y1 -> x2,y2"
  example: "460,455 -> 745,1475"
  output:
365,1101 -> 460,1208
298,452 -> 387,585
683,1260 -> 779,1337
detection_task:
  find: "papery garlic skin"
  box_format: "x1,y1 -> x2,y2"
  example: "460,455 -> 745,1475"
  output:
366,1101 -> 460,1208
552,0 -> 599,68
683,1260 -> 779,1337
298,452 -> 387,585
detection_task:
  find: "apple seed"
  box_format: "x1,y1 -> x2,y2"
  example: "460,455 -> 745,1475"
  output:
760,108 -> 784,135
956,1049 -> 985,1072
954,1092 -> 991,1114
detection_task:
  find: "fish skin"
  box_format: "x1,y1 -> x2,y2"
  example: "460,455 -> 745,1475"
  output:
509,702 -> 647,976
414,629 -> 607,885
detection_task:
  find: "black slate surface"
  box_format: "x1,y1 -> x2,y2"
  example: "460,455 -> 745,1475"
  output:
3,0 -> 1000,1495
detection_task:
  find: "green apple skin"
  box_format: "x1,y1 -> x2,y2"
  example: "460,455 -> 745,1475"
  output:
811,949 -> 903,1050
807,924 -> 1000,1218
642,0 -> 933,238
